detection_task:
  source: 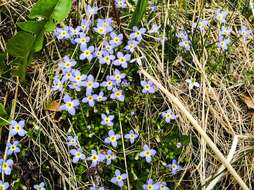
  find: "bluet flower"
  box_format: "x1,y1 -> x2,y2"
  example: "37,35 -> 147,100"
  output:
111,169 -> 128,188
104,130 -> 120,147
101,114 -> 114,126
7,141 -> 20,155
0,159 -> 14,175
143,179 -> 159,190
140,144 -> 156,163
161,109 -> 176,123
33,182 -> 46,190
70,148 -> 85,163
124,130 -> 138,144
87,150 -> 105,167
167,159 -> 182,175
60,94 -> 80,115
9,120 -> 26,137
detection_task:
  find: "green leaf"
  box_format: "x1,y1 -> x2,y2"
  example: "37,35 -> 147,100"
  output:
34,32 -> 44,52
44,20 -> 57,32
17,21 -> 46,34
7,31 -> 35,58
0,103 -> 9,126
12,57 -> 28,79
29,0 -> 58,19
51,0 -> 72,23
129,0 -> 148,28
29,0 -> 72,23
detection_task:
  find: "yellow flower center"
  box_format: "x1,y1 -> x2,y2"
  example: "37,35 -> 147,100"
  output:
114,37 -> 120,43
15,125 -> 21,131
110,136 -> 116,142
117,176 -> 122,181
92,155 -> 98,161
136,31 -> 141,36
80,38 -> 86,43
66,102 -> 74,109
87,82 -> 93,87
11,145 -> 16,150
107,81 -> 112,86
145,84 -> 150,90
115,75 -> 121,80
76,76 -> 81,81
98,96 -> 103,101
148,184 -> 153,190
119,58 -> 125,63
145,150 -> 151,156
2,163 -> 8,169
165,113 -> 171,118
130,134 -> 134,138
65,62 -> 71,68
172,164 -> 177,170
116,91 -> 121,97
76,152 -> 81,157
98,27 -> 105,33
84,50 -> 91,56
88,96 -> 93,101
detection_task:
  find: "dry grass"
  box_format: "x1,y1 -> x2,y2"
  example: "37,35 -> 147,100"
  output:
1,0 -> 254,189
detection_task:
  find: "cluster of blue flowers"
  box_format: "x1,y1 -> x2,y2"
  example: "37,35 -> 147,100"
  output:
50,2 -> 181,189
0,120 -> 46,190
176,9 -> 252,51
0,120 -> 26,190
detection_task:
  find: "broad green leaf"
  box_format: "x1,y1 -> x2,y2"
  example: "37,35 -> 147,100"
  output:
51,0 -> 72,23
129,0 -> 148,28
17,21 -> 46,34
29,0 -> 58,19
34,32 -> 44,52
29,0 -> 72,23
44,20 -> 57,32
7,31 -> 35,58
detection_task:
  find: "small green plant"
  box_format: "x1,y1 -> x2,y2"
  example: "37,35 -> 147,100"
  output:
6,0 -> 72,78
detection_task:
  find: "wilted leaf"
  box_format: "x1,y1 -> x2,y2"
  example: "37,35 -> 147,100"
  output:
45,100 -> 60,112
240,94 -> 254,109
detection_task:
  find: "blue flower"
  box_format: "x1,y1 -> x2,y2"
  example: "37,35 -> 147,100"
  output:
176,31 -> 188,40
33,182 -> 46,190
143,179 -> 159,190
86,5 -> 98,16
95,92 -> 107,102
52,76 -> 64,92
82,92 -> 97,107
84,74 -> 99,93
114,52 -> 131,68
110,88 -> 125,102
217,37 -> 231,50
75,32 -> 90,49
111,169 -> 128,188
124,130 -> 138,144
80,45 -> 95,61
60,94 -> 80,115
87,150 -> 105,167
9,120 -> 27,137
110,32 -> 123,47
70,148 -> 85,163
139,144 -> 156,163
161,109 -> 176,123
215,9 -> 228,23
179,39 -> 191,51
238,26 -> 252,41
7,141 -> 20,155
0,159 -> 14,175
192,18 -> 208,32
58,55 -> 76,71
101,76 -> 115,90
124,40 -> 138,53
109,69 -> 126,84
130,26 -> 146,42
104,130 -> 120,147
67,136 -> 79,147
99,52 -> 115,65
158,182 -> 170,190
90,186 -> 104,190
115,0 -> 127,8
0,180 -> 9,190
101,114 -> 114,126
167,159 -> 182,175
141,80 -> 155,94
105,149 -> 116,165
